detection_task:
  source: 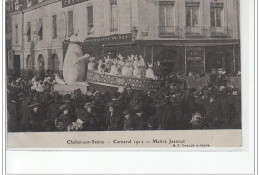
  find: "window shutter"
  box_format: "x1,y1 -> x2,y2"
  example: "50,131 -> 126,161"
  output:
57,12 -> 67,39
159,6 -> 165,26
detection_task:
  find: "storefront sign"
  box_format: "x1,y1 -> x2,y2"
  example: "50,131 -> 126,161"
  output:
85,33 -> 133,44
62,0 -> 89,8
186,46 -> 204,73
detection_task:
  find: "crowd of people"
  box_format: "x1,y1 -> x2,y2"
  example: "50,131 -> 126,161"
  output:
7,72 -> 241,132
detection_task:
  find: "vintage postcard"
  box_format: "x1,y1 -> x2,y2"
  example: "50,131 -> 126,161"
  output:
6,0 -> 242,149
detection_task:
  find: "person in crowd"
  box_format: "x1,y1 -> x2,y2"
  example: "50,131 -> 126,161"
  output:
21,102 -> 43,132
55,104 -> 73,131
132,105 -> 148,130
75,102 -> 99,131
229,88 -> 241,129
122,110 -> 135,131
46,92 -> 63,130
7,92 -> 20,132
105,103 -> 121,131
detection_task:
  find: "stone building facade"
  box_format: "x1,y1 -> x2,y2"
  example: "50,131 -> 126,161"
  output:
7,0 -> 240,78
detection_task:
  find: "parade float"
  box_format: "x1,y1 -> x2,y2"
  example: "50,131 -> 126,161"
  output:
86,54 -> 163,91
54,33 -> 164,93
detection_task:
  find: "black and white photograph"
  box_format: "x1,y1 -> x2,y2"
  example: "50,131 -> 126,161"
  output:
3,0 -> 258,174
6,0 -> 241,134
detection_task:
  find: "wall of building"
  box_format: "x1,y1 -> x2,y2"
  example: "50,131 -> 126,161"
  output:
137,0 -> 240,40
60,0 -> 134,39
10,11 -> 24,73
23,0 -> 64,76
7,0 -> 240,77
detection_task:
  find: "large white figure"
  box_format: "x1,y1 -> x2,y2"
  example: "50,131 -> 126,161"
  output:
57,34 -> 92,85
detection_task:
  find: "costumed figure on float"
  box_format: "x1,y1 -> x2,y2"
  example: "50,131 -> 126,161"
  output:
55,34 -> 94,86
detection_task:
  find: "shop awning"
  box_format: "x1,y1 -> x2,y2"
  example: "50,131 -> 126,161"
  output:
136,40 -> 240,47
159,42 -> 239,47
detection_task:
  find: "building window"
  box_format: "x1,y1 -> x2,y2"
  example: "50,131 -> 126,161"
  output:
14,0 -> 20,10
27,0 -> 32,7
52,15 -> 57,39
87,5 -> 94,34
110,0 -> 118,31
38,18 -> 43,40
27,22 -> 31,42
159,1 -> 175,27
51,54 -> 59,73
68,11 -> 74,37
185,2 -> 200,27
210,3 -> 224,27
15,24 -> 18,43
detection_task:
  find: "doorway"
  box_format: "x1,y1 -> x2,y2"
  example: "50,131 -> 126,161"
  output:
154,47 -> 178,75
13,55 -> 21,78
51,54 -> 59,74
206,49 -> 230,74
38,54 -> 45,77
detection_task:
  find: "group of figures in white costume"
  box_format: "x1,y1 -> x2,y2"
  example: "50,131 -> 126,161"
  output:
88,54 -> 158,80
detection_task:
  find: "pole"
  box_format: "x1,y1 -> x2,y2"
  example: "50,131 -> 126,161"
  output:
233,44 -> 236,73
204,45 -> 206,73
185,45 -> 187,74
152,45 -> 154,64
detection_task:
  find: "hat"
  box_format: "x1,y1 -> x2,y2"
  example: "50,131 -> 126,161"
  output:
74,88 -> 81,94
117,87 -> 125,93
232,88 -> 239,92
219,86 -> 226,91
28,102 -> 40,109
107,102 -> 116,108
133,104 -> 143,113
62,94 -> 71,103
60,104 -> 70,112
84,102 -> 94,108
122,110 -> 131,116
193,90 -> 200,97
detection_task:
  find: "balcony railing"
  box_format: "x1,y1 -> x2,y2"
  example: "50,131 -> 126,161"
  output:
158,26 -> 180,37
209,26 -> 233,38
185,26 -> 205,37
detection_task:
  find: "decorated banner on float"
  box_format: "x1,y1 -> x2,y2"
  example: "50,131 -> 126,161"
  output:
87,70 -> 162,90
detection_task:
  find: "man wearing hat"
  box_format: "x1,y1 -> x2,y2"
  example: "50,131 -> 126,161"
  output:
204,93 -> 222,129
105,102 -> 121,131
132,104 -> 148,130
122,110 -> 135,131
